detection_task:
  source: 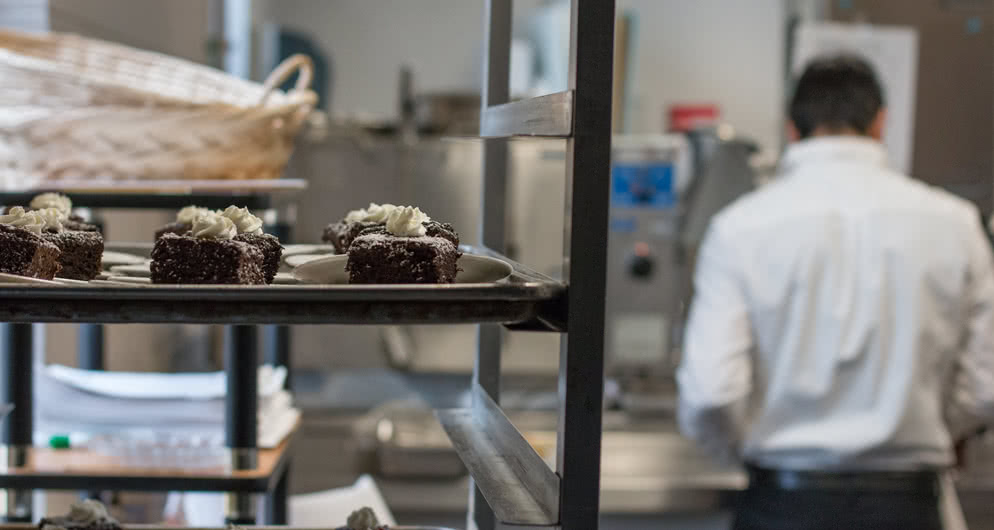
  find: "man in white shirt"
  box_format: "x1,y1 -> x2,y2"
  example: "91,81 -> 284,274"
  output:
678,55 -> 994,530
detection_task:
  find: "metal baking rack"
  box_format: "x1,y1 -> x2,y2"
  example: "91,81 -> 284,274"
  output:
0,247 -> 566,329
0,0 -> 613,528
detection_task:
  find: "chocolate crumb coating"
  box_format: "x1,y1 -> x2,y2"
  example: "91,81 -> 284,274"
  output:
155,221 -> 192,240
0,224 -> 61,280
42,230 -> 104,280
234,232 -> 283,283
151,233 -> 265,285
346,232 -> 460,284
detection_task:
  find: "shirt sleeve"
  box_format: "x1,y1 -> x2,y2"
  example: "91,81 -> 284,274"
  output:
945,217 -> 994,441
677,220 -> 754,459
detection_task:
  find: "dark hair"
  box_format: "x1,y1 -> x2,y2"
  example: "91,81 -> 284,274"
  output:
789,55 -> 885,139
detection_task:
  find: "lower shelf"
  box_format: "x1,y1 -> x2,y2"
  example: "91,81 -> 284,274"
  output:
436,385 -> 560,527
0,423 -> 297,493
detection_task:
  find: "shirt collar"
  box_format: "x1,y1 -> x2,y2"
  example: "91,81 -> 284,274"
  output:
779,136 -> 890,175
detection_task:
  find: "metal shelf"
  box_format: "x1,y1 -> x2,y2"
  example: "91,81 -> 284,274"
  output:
0,421 -> 298,493
479,91 -> 574,138
0,180 -> 307,210
0,247 -> 566,329
436,386 -> 559,528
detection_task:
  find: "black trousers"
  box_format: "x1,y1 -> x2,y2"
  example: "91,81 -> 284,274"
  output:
733,467 -> 943,530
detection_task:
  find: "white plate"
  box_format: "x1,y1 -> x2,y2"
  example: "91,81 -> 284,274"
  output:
285,254 -> 328,268
272,272 -> 298,285
293,253 -> 513,285
283,244 -> 337,258
110,263 -> 152,278
54,277 -> 90,285
106,276 -> 151,285
0,273 -> 59,285
102,251 -> 148,268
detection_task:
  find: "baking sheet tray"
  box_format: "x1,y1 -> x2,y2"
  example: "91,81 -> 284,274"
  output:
0,245 -> 566,330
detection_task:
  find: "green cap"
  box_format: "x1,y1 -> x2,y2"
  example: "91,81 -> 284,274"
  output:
49,435 -> 70,449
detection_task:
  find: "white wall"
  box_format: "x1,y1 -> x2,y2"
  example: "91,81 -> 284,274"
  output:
619,0 -> 786,150
260,0 -> 530,119
48,0 -> 208,63
263,0 -> 787,151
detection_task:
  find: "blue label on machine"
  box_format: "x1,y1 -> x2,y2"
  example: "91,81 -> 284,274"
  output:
611,163 -> 675,208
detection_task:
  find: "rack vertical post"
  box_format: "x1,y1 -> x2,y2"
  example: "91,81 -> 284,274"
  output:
467,0 -> 615,528
224,325 -> 259,525
557,0 -> 615,527
473,1 -> 512,529
0,323 -> 33,522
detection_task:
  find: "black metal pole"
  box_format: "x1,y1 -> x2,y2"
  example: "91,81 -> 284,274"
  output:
0,323 -> 33,522
77,324 -> 104,370
225,324 -> 258,525
558,0 -> 614,529
266,462 -> 289,525
263,217 -> 292,388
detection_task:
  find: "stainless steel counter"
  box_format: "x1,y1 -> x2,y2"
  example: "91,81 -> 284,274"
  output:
290,371 -> 994,528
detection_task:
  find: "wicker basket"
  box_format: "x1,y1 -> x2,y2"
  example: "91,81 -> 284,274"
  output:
0,29 -> 317,185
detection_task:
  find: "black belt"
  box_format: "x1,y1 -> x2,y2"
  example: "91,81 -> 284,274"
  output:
746,465 -> 940,495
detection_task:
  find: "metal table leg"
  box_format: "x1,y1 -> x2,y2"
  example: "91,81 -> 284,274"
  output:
78,325 -> 104,370
0,324 -> 32,522
265,461 -> 289,525
262,210 -> 293,388
224,325 -> 258,526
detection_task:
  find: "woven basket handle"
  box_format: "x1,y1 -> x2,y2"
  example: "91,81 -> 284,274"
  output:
260,54 -> 314,105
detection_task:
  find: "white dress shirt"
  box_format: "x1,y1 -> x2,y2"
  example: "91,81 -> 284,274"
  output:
678,136 -> 994,470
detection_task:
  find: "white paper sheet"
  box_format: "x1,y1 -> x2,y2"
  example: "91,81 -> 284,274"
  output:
45,364 -> 286,400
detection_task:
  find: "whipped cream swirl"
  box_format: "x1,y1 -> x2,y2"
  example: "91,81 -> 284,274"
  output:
220,205 -> 263,235
385,206 -> 430,237
346,507 -> 380,530
345,203 -> 397,224
177,205 -> 211,224
35,207 -> 65,233
30,192 -> 72,215
191,211 -> 237,239
0,206 -> 44,235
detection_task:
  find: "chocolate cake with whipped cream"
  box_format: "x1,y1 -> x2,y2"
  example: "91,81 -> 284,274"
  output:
323,203 -> 396,253
0,207 -> 61,280
324,203 -> 460,253
155,205 -> 210,239
151,211 -> 265,285
221,205 -> 283,283
39,499 -> 121,530
33,207 -> 104,280
28,192 -> 100,233
346,206 -> 460,284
